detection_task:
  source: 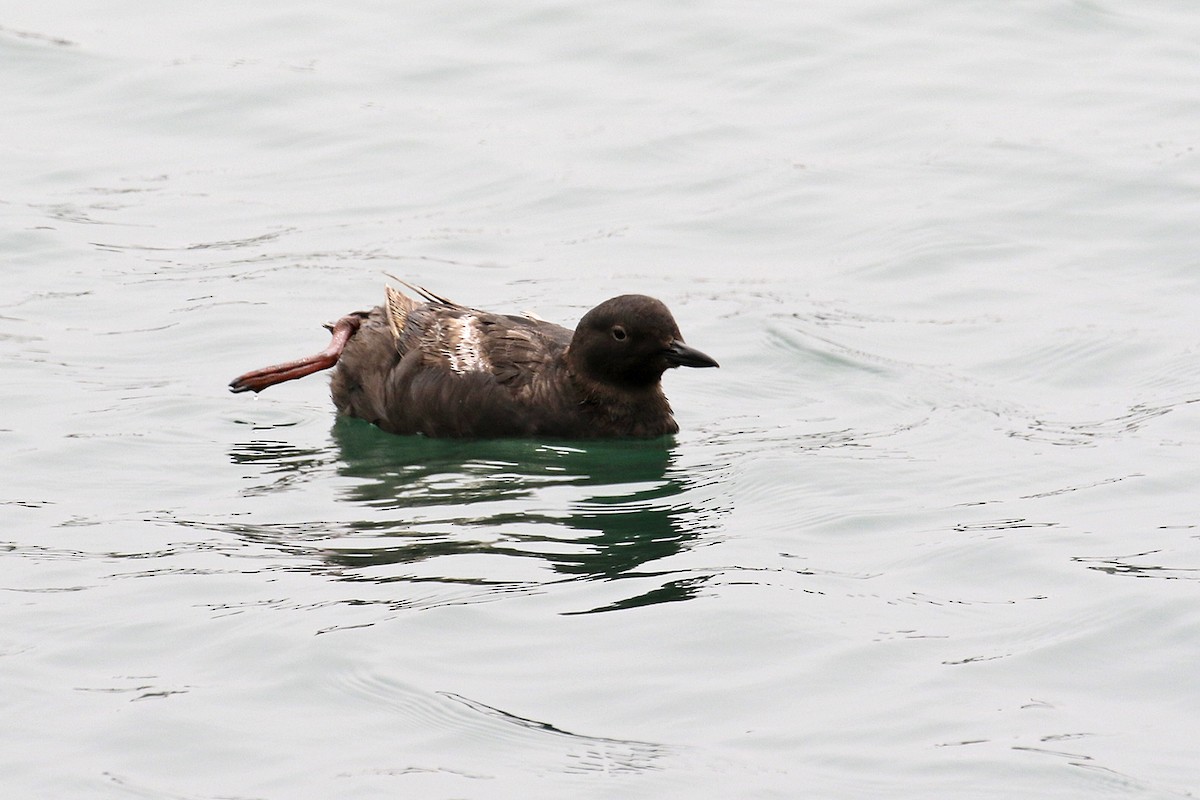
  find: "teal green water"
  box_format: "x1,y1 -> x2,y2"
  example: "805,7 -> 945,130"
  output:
4,2 -> 1200,797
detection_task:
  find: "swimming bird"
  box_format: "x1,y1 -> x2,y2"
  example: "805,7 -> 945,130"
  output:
229,284 -> 718,438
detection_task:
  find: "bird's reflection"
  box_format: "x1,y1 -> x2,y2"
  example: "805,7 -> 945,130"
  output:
228,438 -> 335,496
228,418 -> 721,612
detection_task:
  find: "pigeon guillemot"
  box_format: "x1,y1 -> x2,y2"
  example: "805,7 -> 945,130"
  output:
229,283 -> 718,438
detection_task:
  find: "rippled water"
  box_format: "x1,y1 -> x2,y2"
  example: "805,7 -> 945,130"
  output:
4,1 -> 1200,797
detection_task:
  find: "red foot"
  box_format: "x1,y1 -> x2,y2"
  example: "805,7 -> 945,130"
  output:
229,314 -> 364,393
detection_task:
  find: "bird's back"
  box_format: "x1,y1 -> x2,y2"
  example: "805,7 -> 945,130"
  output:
330,287 -> 579,437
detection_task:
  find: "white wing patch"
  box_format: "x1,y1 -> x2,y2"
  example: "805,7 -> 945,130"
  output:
445,314 -> 489,374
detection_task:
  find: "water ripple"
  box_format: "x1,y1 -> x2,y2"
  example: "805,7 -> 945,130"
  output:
1012,397 -> 1198,446
1074,549 -> 1200,582
336,671 -> 676,775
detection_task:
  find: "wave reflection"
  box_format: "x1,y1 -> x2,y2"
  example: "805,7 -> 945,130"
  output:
226,417 -> 726,613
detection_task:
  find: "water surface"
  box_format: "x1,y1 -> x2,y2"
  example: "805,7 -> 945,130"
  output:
4,1 -> 1200,797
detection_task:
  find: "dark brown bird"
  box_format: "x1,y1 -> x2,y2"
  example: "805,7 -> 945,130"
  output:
229,284 -> 718,438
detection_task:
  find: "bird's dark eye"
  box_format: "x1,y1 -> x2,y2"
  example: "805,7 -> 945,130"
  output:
611,325 -> 627,341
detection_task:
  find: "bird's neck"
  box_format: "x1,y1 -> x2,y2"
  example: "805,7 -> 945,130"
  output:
564,366 -> 674,436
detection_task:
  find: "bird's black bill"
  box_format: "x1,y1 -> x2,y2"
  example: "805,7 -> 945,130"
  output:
665,340 -> 719,368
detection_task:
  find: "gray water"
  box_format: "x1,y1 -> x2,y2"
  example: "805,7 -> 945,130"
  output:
4,2 -> 1200,797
